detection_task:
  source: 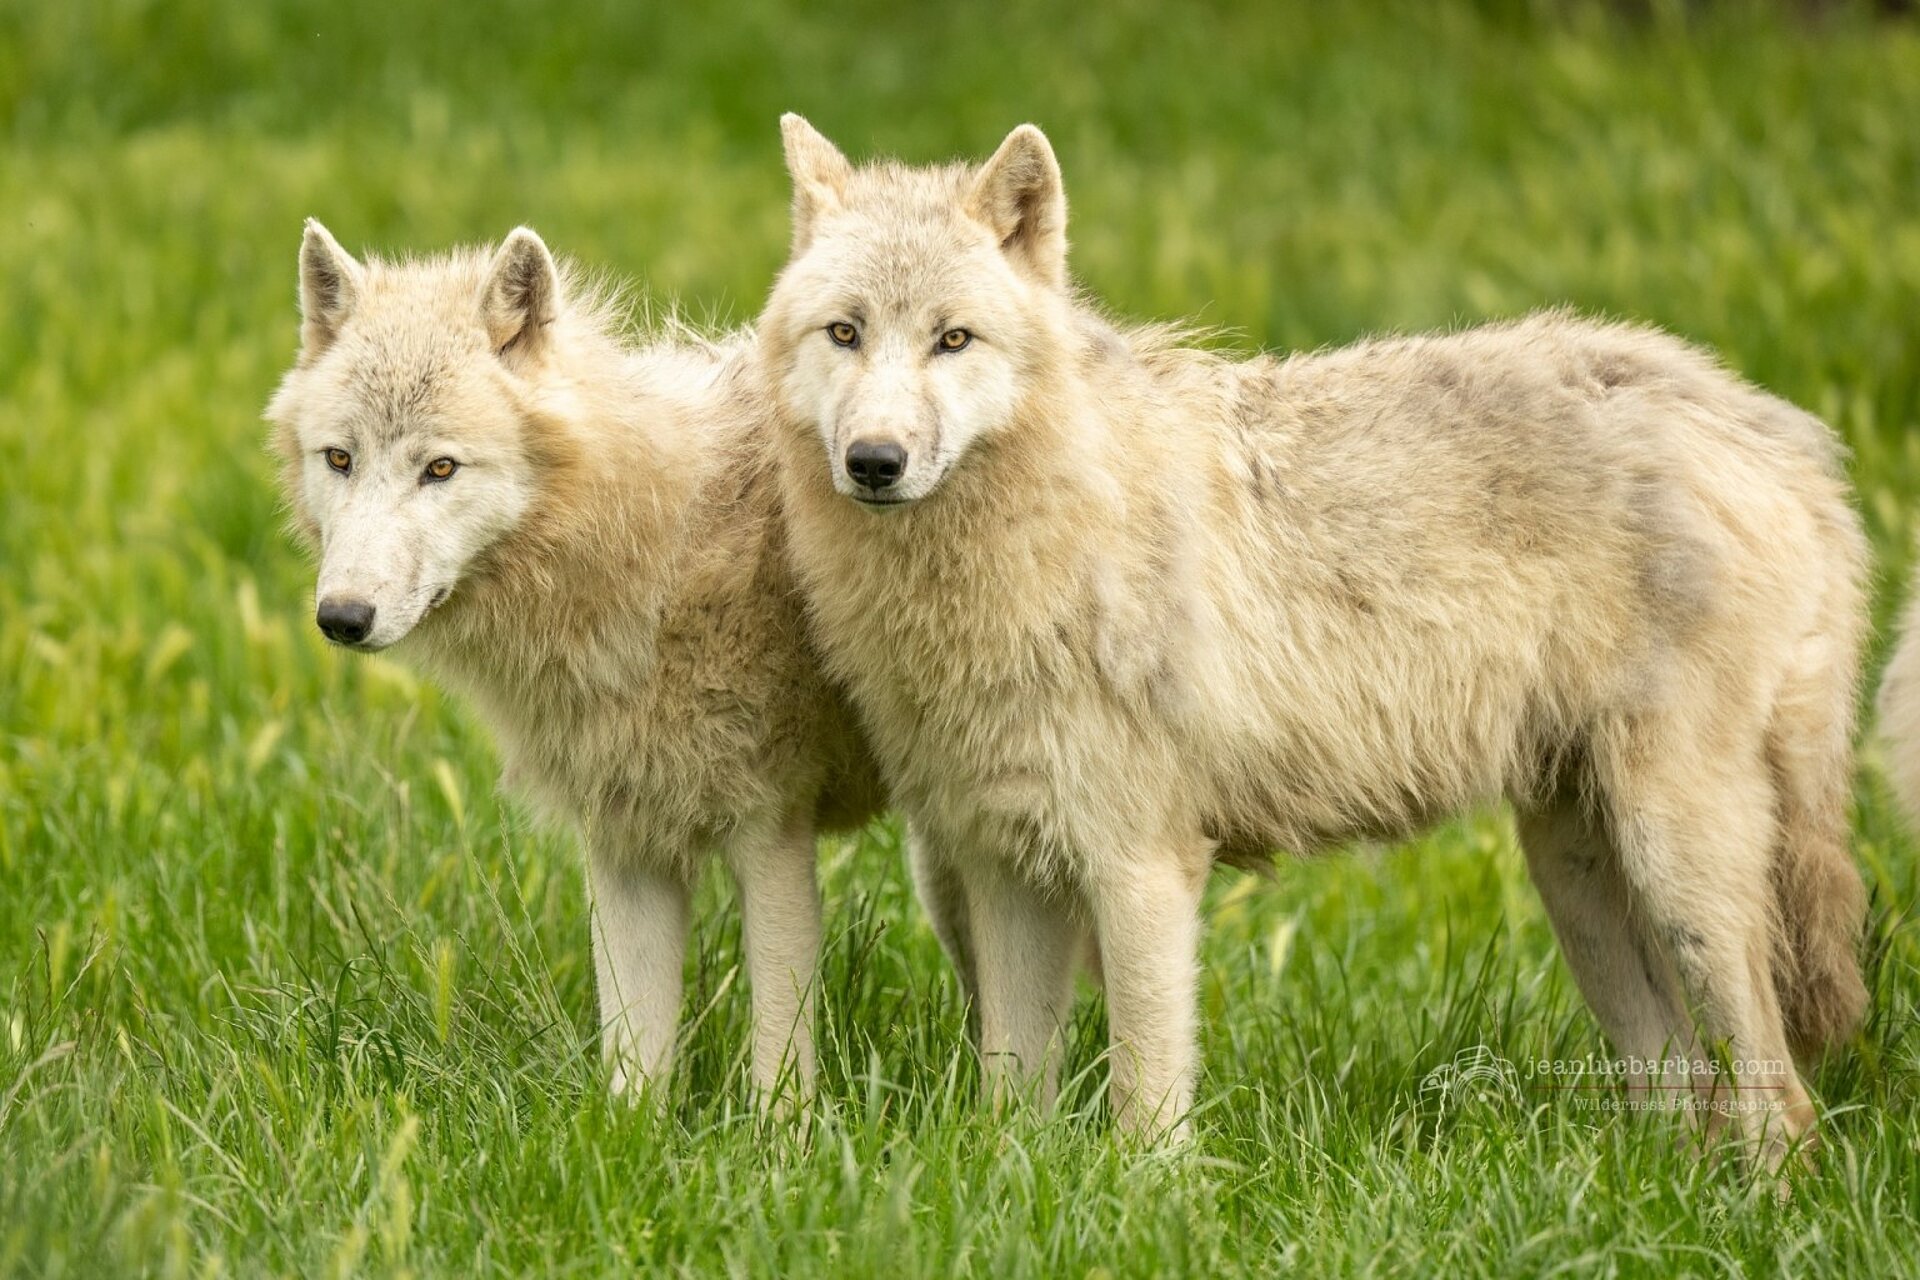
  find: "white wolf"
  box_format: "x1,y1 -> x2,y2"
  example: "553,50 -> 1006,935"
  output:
755,117 -> 1869,1163
1877,566 -> 1920,822
267,222 -> 881,1101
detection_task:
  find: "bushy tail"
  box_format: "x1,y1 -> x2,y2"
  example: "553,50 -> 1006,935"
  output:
1770,683 -> 1870,1058
1770,606 -> 1871,1060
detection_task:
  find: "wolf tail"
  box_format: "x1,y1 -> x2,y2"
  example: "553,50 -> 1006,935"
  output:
1768,540 -> 1872,1061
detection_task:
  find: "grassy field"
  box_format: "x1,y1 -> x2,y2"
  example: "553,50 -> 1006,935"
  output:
4,1 -> 1920,1274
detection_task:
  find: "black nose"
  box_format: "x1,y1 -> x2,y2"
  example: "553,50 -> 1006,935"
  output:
316,597 -> 375,645
844,440 -> 908,492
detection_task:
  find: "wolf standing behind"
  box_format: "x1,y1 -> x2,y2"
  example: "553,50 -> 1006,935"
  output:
267,223 -> 879,1101
755,117 -> 1868,1163
1876,565 -> 1920,827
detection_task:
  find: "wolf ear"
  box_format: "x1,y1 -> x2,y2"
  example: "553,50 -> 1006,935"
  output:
781,113 -> 852,255
484,227 -> 560,360
299,219 -> 363,355
965,124 -> 1068,290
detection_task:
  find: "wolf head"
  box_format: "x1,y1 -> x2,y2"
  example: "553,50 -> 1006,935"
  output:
265,222 -> 566,651
758,116 -> 1074,508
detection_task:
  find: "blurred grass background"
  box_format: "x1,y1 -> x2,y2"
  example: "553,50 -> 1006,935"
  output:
3,1 -> 1918,1275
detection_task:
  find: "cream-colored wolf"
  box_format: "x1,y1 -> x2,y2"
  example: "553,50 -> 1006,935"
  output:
1877,569 -> 1920,825
756,116 -> 1869,1163
267,222 -> 880,1101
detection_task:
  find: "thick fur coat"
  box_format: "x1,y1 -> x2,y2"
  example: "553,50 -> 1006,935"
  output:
267,224 -> 879,1099
756,119 -> 1869,1160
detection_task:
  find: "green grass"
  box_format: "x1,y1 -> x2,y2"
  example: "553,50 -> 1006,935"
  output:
5,1 -> 1920,1274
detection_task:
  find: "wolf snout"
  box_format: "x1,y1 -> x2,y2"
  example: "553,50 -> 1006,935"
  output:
844,439 -> 908,497
315,596 -> 376,646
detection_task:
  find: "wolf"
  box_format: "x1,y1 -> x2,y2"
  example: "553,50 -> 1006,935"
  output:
266,221 -> 880,1102
1877,565 -> 1920,822
754,116 -> 1869,1163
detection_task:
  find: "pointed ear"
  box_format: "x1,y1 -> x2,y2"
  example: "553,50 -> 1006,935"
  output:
298,219 -> 363,355
965,124 -> 1068,290
483,226 -> 560,359
781,113 -> 852,255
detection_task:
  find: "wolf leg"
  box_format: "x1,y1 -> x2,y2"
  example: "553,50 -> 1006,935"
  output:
1517,796 -> 1699,1090
907,824 -> 978,1034
588,845 -> 692,1101
1086,853 -> 1206,1142
1595,722 -> 1815,1167
961,856 -> 1080,1112
728,814 -> 823,1106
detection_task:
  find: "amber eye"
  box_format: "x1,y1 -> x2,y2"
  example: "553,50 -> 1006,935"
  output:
938,328 -> 972,352
324,448 -> 352,474
827,322 -> 859,348
423,457 -> 459,482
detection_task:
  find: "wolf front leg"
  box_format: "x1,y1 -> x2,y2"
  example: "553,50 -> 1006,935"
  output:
727,814 -> 823,1107
1087,851 -> 1207,1142
587,841 -> 693,1102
